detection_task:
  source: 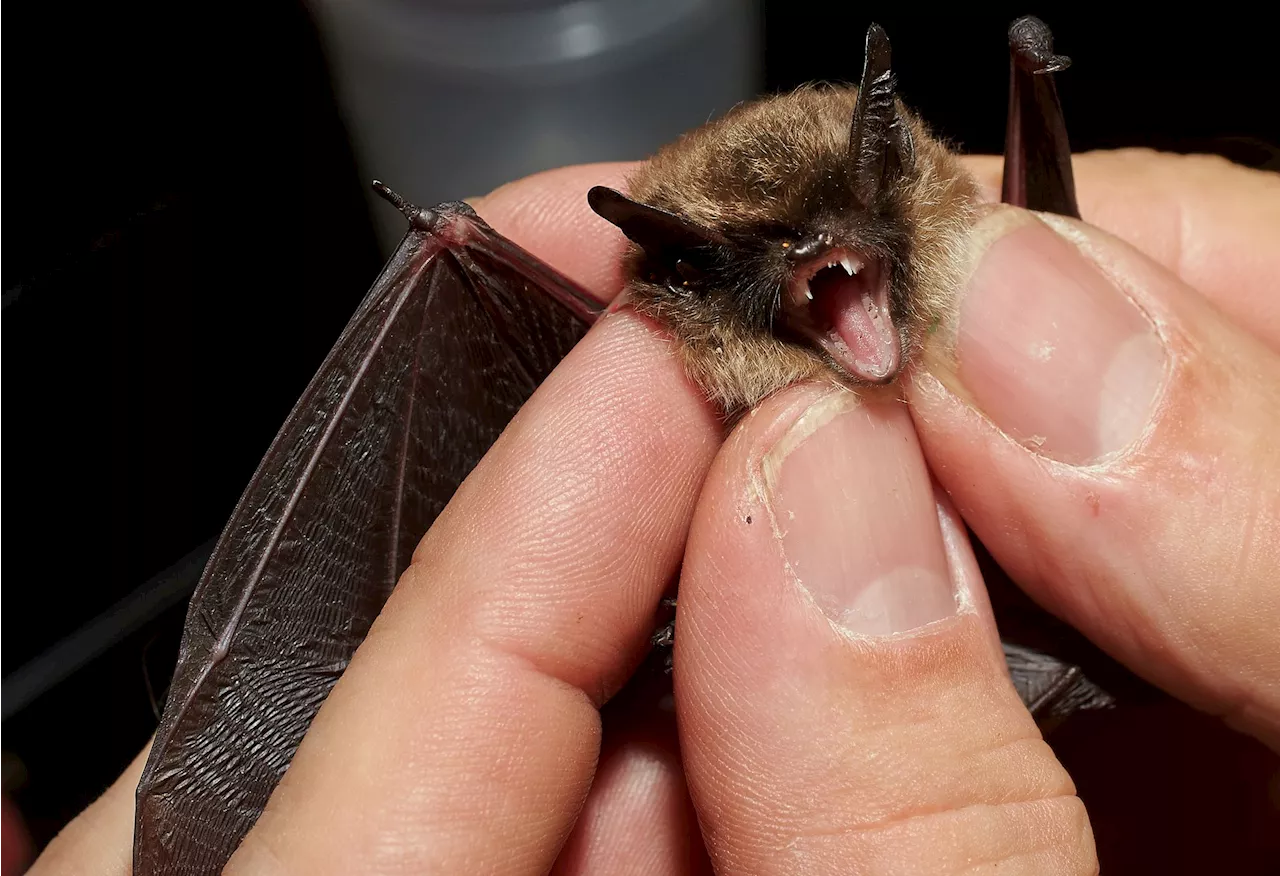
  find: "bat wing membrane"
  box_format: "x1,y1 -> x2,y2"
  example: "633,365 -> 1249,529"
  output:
133,202 -> 599,875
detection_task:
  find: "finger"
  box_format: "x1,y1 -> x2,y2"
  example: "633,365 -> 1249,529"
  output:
26,745 -> 148,876
552,672 -> 711,876
675,385 -> 1095,875
909,206 -> 1280,745
485,164 -> 708,876
227,221 -> 720,869
963,151 -> 1280,350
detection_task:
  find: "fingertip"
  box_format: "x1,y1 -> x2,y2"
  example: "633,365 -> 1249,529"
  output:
676,385 -> 1079,873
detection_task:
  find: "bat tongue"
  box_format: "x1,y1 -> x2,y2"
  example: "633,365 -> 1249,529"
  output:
813,263 -> 902,383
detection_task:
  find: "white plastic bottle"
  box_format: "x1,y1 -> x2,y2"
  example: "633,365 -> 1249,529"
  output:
309,0 -> 760,251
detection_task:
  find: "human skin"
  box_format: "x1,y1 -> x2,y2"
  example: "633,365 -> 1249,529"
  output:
29,151 -> 1280,875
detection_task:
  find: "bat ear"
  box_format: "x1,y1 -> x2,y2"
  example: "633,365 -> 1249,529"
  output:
1001,16 -> 1079,218
1009,15 -> 1071,74
588,186 -> 728,270
848,23 -> 915,205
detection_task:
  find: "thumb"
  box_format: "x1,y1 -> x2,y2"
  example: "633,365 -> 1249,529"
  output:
674,386 -> 1097,875
908,206 -> 1280,745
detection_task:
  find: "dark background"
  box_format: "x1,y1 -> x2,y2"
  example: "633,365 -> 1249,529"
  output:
4,3 -> 1278,871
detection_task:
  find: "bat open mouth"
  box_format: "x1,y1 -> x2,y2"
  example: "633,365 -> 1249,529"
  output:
784,248 -> 902,384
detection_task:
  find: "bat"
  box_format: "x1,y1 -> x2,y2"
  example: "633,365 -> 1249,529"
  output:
134,16 -> 1124,873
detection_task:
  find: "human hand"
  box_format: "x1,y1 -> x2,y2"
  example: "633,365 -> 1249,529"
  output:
914,153 -> 1280,746
31,152 -> 1280,874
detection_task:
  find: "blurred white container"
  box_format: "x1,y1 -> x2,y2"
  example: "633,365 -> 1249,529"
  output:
309,0 -> 760,251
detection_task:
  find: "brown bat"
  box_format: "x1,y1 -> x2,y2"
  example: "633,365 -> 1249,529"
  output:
134,16 -> 1123,874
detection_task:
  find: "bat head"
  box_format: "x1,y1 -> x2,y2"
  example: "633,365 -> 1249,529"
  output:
590,24 -> 979,411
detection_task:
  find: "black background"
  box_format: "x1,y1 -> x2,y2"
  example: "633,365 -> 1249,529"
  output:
4,2 -> 1278,870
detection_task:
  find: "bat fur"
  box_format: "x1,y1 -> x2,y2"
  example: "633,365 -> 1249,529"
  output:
622,85 -> 979,410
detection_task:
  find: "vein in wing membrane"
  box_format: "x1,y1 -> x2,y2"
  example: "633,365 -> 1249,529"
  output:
134,211 -> 597,875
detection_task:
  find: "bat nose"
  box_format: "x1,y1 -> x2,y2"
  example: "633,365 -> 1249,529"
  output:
785,231 -> 834,261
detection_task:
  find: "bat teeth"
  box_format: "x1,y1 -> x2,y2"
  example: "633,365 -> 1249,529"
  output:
788,274 -> 816,308
840,256 -> 857,275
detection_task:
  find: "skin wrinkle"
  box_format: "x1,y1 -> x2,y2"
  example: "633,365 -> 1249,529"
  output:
725,783 -> 1092,875
470,540 -> 656,704
777,791 -> 1082,846
940,800 -> 1093,875
790,707 -> 1059,824
357,660 -> 595,874
487,592 -> 639,708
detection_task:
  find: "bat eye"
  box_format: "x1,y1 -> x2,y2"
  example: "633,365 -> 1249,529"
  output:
674,258 -> 705,285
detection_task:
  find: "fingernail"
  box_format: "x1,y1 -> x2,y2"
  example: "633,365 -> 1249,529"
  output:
942,210 -> 1167,464
762,392 -> 957,636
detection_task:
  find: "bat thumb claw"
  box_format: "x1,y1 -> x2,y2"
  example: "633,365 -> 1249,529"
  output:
372,181 -> 439,230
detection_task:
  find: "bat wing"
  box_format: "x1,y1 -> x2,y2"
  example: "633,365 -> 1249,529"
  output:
133,192 -> 600,875
996,17 -> 1143,721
